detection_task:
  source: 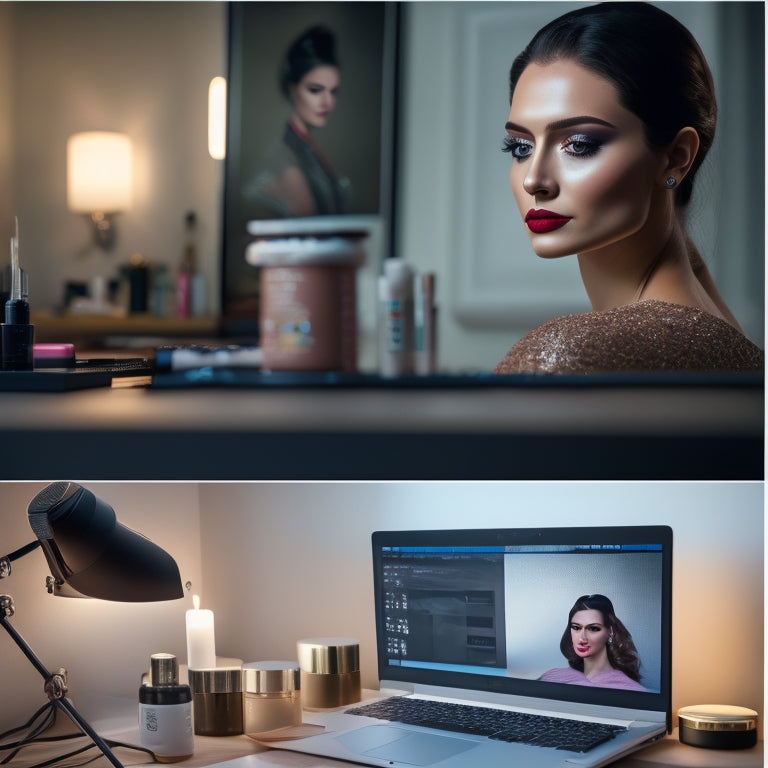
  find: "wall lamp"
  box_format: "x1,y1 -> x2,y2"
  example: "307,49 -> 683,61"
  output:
208,76 -> 227,160
67,132 -> 133,251
0,482 -> 183,767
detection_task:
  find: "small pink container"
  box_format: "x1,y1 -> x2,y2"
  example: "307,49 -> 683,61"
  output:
246,222 -> 367,373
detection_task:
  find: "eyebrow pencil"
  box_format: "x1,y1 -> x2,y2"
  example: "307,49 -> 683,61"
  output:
2,217 -> 34,370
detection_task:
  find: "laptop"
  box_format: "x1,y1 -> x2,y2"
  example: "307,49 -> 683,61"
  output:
269,525 -> 672,768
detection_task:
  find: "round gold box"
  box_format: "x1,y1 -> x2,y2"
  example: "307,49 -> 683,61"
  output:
297,637 -> 361,710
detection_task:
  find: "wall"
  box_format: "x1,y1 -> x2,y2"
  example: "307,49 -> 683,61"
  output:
0,3 -> 13,235
8,2 -> 226,314
198,481 -> 764,727
0,482 -> 203,729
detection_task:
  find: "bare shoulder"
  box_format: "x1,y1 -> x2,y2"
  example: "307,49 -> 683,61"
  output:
494,300 -> 764,374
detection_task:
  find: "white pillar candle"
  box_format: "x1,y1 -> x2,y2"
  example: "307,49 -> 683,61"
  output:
186,594 -> 216,670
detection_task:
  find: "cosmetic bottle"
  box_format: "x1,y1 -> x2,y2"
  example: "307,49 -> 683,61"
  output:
378,258 -> 414,377
2,221 -> 34,371
176,212 -> 197,318
138,653 -> 194,763
414,272 -> 437,375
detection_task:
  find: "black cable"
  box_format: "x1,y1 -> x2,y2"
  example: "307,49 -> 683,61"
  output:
0,701 -> 54,743
0,701 -> 57,764
0,701 -> 156,767
20,739 -> 156,768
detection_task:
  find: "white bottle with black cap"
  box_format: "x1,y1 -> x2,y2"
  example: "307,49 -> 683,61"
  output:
138,653 -> 194,763
378,258 -> 414,377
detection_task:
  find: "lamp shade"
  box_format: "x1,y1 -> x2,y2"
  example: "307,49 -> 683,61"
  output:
67,132 -> 133,213
27,483 -> 183,602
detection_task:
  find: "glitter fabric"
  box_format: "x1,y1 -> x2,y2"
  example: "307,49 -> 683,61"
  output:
494,300 -> 764,374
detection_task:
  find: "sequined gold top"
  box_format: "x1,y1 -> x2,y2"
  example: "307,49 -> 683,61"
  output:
494,300 -> 764,374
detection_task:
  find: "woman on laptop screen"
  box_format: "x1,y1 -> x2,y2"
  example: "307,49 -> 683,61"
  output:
494,2 -> 763,374
540,594 -> 646,691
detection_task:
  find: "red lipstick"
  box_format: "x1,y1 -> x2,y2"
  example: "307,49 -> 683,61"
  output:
525,209 -> 572,234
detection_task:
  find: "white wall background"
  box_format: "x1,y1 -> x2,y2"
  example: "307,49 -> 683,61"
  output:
0,2 -> 762,371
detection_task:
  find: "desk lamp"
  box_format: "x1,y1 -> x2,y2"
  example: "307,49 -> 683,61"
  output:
67,132 -> 133,251
0,482 -> 184,767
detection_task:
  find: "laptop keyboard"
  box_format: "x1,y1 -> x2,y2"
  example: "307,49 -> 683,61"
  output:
346,697 -> 627,753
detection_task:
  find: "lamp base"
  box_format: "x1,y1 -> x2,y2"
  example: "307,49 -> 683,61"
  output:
89,212 -> 118,251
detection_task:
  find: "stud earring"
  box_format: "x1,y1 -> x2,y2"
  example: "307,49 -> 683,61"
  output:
665,176 -> 677,189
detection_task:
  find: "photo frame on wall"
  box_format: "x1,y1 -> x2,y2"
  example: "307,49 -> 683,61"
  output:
222,1 -> 401,337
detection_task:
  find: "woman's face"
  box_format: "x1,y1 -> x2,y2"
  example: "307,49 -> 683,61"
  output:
569,609 -> 611,659
290,65 -> 340,129
505,58 -> 665,259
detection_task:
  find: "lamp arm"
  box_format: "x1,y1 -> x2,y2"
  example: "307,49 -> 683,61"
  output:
0,540 -> 41,579
0,600 -> 124,768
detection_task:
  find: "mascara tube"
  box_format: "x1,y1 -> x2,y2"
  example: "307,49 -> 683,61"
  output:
2,296 -> 34,370
2,225 -> 34,371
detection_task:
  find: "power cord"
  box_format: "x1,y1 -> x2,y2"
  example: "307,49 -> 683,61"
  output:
0,702 -> 156,767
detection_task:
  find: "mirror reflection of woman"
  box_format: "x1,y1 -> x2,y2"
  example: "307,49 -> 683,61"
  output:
245,25 -> 347,218
494,2 -> 763,374
540,594 -> 646,691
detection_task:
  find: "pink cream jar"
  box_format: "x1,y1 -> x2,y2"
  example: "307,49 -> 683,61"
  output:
246,221 -> 368,372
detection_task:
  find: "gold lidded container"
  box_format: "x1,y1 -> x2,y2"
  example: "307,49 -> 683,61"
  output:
242,661 -> 302,738
678,705 -> 758,750
297,637 -> 361,710
188,666 -> 243,736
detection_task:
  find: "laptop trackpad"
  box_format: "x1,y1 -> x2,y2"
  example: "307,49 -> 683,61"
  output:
336,725 -> 478,766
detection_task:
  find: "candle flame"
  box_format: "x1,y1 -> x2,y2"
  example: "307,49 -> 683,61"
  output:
192,594 -> 200,611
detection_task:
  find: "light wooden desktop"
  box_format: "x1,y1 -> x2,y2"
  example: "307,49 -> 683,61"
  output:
130,728 -> 763,768
9,699 -> 762,768
0,374 -> 761,480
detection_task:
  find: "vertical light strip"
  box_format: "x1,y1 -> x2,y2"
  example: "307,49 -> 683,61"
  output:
208,77 -> 227,160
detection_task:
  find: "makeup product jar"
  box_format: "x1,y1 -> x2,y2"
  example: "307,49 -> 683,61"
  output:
297,637 -> 361,710
245,221 -> 368,373
242,661 -> 302,738
138,653 -> 194,763
188,667 -> 243,736
678,705 -> 758,750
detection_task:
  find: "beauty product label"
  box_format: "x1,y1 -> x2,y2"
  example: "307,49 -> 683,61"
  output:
139,702 -> 194,759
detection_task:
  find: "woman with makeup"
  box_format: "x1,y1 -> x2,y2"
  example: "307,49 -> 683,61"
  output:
540,594 -> 646,691
494,2 -> 763,374
245,25 -> 347,218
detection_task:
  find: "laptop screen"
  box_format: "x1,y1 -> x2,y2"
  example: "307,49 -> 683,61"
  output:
372,526 -> 672,723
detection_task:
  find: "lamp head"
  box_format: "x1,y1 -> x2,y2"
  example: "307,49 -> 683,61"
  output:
27,483 -> 183,602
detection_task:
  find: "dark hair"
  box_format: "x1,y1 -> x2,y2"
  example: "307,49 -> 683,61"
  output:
280,25 -> 339,99
509,2 -> 716,207
560,594 -> 641,682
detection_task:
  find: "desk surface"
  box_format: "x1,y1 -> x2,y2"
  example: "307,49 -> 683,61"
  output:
9,710 -> 762,768
0,378 -> 761,479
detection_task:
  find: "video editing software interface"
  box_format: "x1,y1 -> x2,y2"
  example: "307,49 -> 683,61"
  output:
377,534 -> 667,695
